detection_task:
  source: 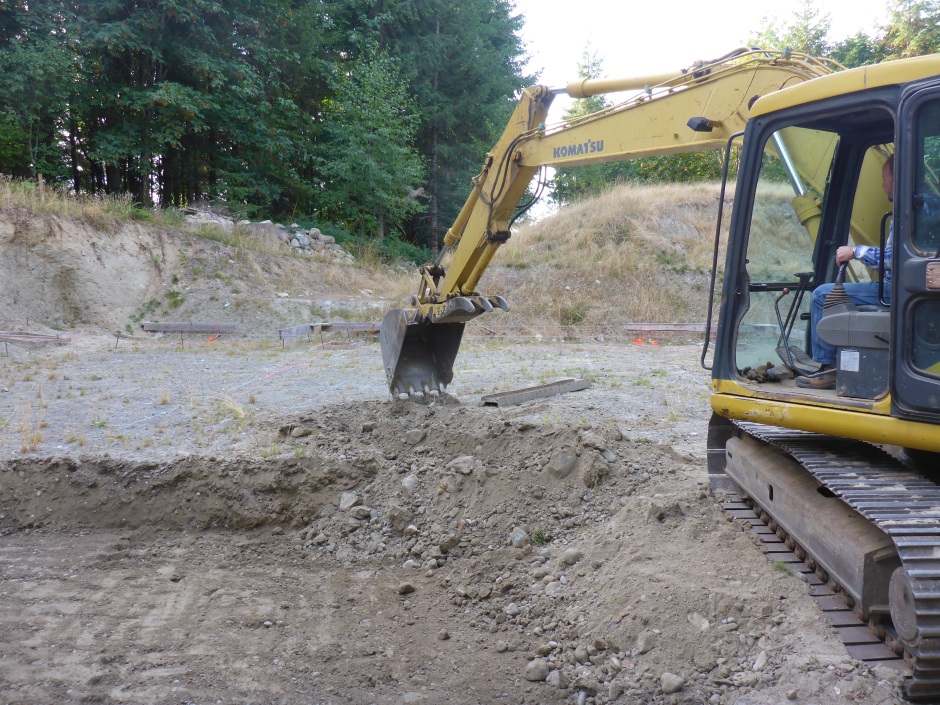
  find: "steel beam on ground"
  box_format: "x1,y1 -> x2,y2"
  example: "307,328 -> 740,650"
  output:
481,378 -> 592,407
317,322 -> 380,333
622,323 -> 716,333
0,332 -> 71,345
278,322 -> 380,348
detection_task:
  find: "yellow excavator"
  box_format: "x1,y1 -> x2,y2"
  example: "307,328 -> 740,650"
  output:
380,48 -> 940,698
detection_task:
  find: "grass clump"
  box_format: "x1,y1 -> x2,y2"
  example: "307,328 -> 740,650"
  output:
530,528 -> 553,546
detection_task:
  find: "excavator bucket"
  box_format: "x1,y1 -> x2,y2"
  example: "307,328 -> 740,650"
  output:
380,308 -> 465,396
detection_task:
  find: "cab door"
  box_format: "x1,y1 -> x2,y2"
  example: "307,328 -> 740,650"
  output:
893,81 -> 940,421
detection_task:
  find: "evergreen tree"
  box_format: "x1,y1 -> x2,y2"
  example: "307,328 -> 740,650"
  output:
0,1 -> 75,180
881,0 -> 940,59
373,0 -> 531,250
753,0 -> 832,56
830,32 -> 888,68
69,0 -> 295,208
316,47 -> 425,238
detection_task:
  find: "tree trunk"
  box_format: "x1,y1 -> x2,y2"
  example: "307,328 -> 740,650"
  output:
68,118 -> 81,193
430,15 -> 441,256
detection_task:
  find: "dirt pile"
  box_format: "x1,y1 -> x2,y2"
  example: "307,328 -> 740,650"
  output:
0,387 -> 905,703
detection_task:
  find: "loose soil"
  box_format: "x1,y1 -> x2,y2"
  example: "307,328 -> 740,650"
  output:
0,332 -> 905,705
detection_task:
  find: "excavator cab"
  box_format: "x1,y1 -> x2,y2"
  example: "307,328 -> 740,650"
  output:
715,100 -> 897,402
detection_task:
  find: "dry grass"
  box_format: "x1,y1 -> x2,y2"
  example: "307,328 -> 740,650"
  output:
0,176 -> 183,231
471,180 -> 805,335
16,400 -> 44,453
482,182 -> 735,333
218,393 -> 247,422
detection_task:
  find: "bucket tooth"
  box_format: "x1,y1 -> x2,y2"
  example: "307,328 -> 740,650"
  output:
430,297 -> 477,324
489,296 -> 510,312
475,297 -> 494,313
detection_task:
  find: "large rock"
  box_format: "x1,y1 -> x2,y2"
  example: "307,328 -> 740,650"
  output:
547,453 -> 578,479
439,533 -> 460,552
349,505 -> 372,520
401,474 -> 418,496
339,491 -> 360,511
660,672 -> 684,694
579,451 -> 609,488
524,659 -> 551,682
446,455 -> 477,475
636,629 -> 657,655
387,505 -> 413,532
405,429 -> 426,445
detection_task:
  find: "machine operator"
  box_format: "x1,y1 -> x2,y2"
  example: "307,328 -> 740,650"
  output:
796,155 -> 894,390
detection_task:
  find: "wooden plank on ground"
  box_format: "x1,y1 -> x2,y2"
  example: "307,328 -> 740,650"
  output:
141,322 -> 239,334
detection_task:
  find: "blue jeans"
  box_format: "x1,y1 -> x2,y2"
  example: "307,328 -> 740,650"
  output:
811,281 -> 889,365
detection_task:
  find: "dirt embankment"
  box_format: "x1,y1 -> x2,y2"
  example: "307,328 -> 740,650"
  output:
0,207 -> 405,334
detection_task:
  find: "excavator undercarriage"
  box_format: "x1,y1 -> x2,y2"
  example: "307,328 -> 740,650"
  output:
711,418 -> 940,699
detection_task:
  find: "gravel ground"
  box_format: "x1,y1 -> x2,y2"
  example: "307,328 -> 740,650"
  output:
0,332 -> 710,460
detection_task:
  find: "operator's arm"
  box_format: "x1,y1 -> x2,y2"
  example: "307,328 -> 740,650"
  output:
836,241 -> 891,266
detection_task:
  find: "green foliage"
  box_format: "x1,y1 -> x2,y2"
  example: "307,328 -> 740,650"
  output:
165,291 -> 185,309
0,0 -> 528,260
530,528 -> 553,546
377,0 -> 532,250
829,32 -> 888,68
753,0 -> 938,69
551,47 -> 737,205
0,5 -> 75,179
882,0 -> 940,59
752,0 -> 832,56
317,47 -> 425,238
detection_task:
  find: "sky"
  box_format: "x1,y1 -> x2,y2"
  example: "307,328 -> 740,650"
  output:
513,0 -> 893,100
507,0 -> 894,218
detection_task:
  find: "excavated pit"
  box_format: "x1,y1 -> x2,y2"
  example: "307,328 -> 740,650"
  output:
0,347 -> 909,704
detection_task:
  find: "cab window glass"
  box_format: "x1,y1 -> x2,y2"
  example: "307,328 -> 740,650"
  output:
914,101 -> 940,255
735,127 -> 837,374
912,299 -> 940,377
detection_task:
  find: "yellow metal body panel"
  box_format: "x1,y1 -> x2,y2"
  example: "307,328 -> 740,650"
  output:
848,148 -> 894,251
751,55 -> 940,118
711,386 -> 940,453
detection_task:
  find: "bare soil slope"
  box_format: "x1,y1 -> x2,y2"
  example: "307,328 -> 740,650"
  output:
0,207 -> 406,333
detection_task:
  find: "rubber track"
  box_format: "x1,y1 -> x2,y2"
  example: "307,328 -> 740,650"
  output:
736,421 -> 940,701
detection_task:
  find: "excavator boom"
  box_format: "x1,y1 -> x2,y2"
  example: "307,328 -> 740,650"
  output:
381,48 -> 842,395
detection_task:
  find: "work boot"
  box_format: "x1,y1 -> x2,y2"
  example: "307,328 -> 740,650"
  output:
795,366 -> 836,389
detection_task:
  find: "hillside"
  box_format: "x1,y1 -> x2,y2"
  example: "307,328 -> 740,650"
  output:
0,187 -> 411,334
0,181 -> 810,338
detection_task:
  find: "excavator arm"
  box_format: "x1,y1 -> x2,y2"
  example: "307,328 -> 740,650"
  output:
381,48 -> 842,395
